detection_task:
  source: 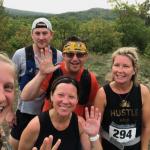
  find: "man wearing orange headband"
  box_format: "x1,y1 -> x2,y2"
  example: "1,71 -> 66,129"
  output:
21,36 -> 100,117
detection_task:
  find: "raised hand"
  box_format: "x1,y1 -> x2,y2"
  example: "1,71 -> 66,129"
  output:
36,47 -> 60,76
32,135 -> 61,150
83,106 -> 101,137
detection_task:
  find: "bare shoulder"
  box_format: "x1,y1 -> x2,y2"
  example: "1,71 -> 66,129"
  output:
19,116 -> 41,149
140,84 -> 150,104
99,87 -> 106,97
140,84 -> 150,93
94,86 -> 107,109
25,116 -> 40,134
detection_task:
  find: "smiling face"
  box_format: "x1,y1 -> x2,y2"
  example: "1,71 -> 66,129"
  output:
31,28 -> 53,50
51,83 -> 78,118
63,52 -> 88,74
0,61 -> 15,123
112,55 -> 135,85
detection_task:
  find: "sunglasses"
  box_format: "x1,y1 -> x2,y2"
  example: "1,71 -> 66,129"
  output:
64,52 -> 87,58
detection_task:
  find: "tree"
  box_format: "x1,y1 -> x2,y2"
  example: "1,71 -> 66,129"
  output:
79,18 -> 122,53
138,0 -> 150,25
109,0 -> 150,53
0,0 -> 11,52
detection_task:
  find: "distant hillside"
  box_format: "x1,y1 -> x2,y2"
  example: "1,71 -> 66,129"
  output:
4,7 -> 116,21
57,8 -> 116,21
4,7 -> 52,17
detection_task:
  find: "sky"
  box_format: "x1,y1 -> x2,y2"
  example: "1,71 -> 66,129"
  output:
3,0 -> 145,14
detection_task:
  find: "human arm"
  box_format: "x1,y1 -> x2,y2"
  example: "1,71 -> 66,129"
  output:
94,87 -> 107,121
21,48 -> 60,101
18,116 -> 40,150
32,135 -> 61,150
79,106 -> 103,150
140,84 -> 150,150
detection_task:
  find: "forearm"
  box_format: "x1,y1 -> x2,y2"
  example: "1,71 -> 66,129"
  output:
141,127 -> 150,150
21,72 -> 46,101
89,134 -> 103,150
91,139 -> 103,150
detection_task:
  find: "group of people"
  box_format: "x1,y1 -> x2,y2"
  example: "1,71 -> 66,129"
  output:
0,17 -> 149,150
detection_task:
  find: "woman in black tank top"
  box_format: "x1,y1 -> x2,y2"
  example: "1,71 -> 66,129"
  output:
94,47 -> 150,150
18,76 -> 102,150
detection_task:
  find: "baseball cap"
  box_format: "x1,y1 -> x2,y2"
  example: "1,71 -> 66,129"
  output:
31,17 -> 53,32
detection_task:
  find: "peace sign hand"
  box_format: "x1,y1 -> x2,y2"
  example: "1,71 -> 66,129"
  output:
32,135 -> 61,150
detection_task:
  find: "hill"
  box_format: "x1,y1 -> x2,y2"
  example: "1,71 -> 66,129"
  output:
4,7 -> 116,21
57,8 -> 116,21
4,7 -> 51,17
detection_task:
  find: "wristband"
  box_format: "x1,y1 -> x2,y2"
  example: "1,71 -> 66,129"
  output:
89,134 -> 100,142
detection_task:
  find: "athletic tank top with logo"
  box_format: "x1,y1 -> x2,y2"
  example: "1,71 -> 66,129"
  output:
101,83 -> 142,150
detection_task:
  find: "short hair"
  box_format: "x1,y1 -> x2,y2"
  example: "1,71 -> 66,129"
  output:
112,47 -> 139,84
50,76 -> 80,98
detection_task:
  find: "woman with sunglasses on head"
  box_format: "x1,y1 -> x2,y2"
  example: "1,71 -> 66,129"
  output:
94,47 -> 150,150
21,35 -> 100,117
19,76 -> 102,150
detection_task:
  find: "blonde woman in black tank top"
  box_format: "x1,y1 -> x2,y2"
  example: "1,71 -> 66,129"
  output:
95,47 -> 150,150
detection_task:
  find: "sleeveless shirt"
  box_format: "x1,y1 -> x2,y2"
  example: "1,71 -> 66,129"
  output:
101,83 -> 142,150
34,111 -> 81,150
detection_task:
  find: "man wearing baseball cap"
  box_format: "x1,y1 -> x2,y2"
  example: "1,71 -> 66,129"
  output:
9,17 -> 62,150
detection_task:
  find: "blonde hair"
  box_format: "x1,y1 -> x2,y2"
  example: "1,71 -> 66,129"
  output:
0,52 -> 17,80
111,47 -> 139,84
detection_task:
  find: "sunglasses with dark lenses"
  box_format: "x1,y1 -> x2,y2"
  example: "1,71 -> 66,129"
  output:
64,52 -> 87,58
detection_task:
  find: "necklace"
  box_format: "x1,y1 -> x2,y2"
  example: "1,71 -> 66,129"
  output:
113,82 -> 133,108
118,91 -> 130,101
118,93 -> 131,107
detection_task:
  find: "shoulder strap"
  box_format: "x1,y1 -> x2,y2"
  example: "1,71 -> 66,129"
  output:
19,46 -> 36,91
79,69 -> 91,105
46,68 -> 63,98
25,45 -> 34,60
50,46 -> 57,65
25,45 -> 36,75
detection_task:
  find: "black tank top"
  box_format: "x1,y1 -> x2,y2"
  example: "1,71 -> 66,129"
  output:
34,111 -> 81,150
101,83 -> 142,150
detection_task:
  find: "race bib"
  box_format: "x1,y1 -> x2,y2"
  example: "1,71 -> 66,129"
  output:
109,125 -> 136,143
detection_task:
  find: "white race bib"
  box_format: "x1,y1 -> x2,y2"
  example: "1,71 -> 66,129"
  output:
109,125 -> 136,143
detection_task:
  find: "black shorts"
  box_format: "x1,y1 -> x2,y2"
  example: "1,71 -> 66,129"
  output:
10,109 -> 36,140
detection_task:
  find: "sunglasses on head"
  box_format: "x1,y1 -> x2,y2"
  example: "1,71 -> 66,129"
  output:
64,52 -> 87,58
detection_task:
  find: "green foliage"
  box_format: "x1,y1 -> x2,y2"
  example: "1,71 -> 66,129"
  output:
115,16 -> 148,52
144,43 -> 150,57
109,0 -> 150,53
79,19 -> 122,53
1,2 -> 150,57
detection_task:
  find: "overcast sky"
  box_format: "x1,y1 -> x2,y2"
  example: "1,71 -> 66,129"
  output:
3,0 -> 145,14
